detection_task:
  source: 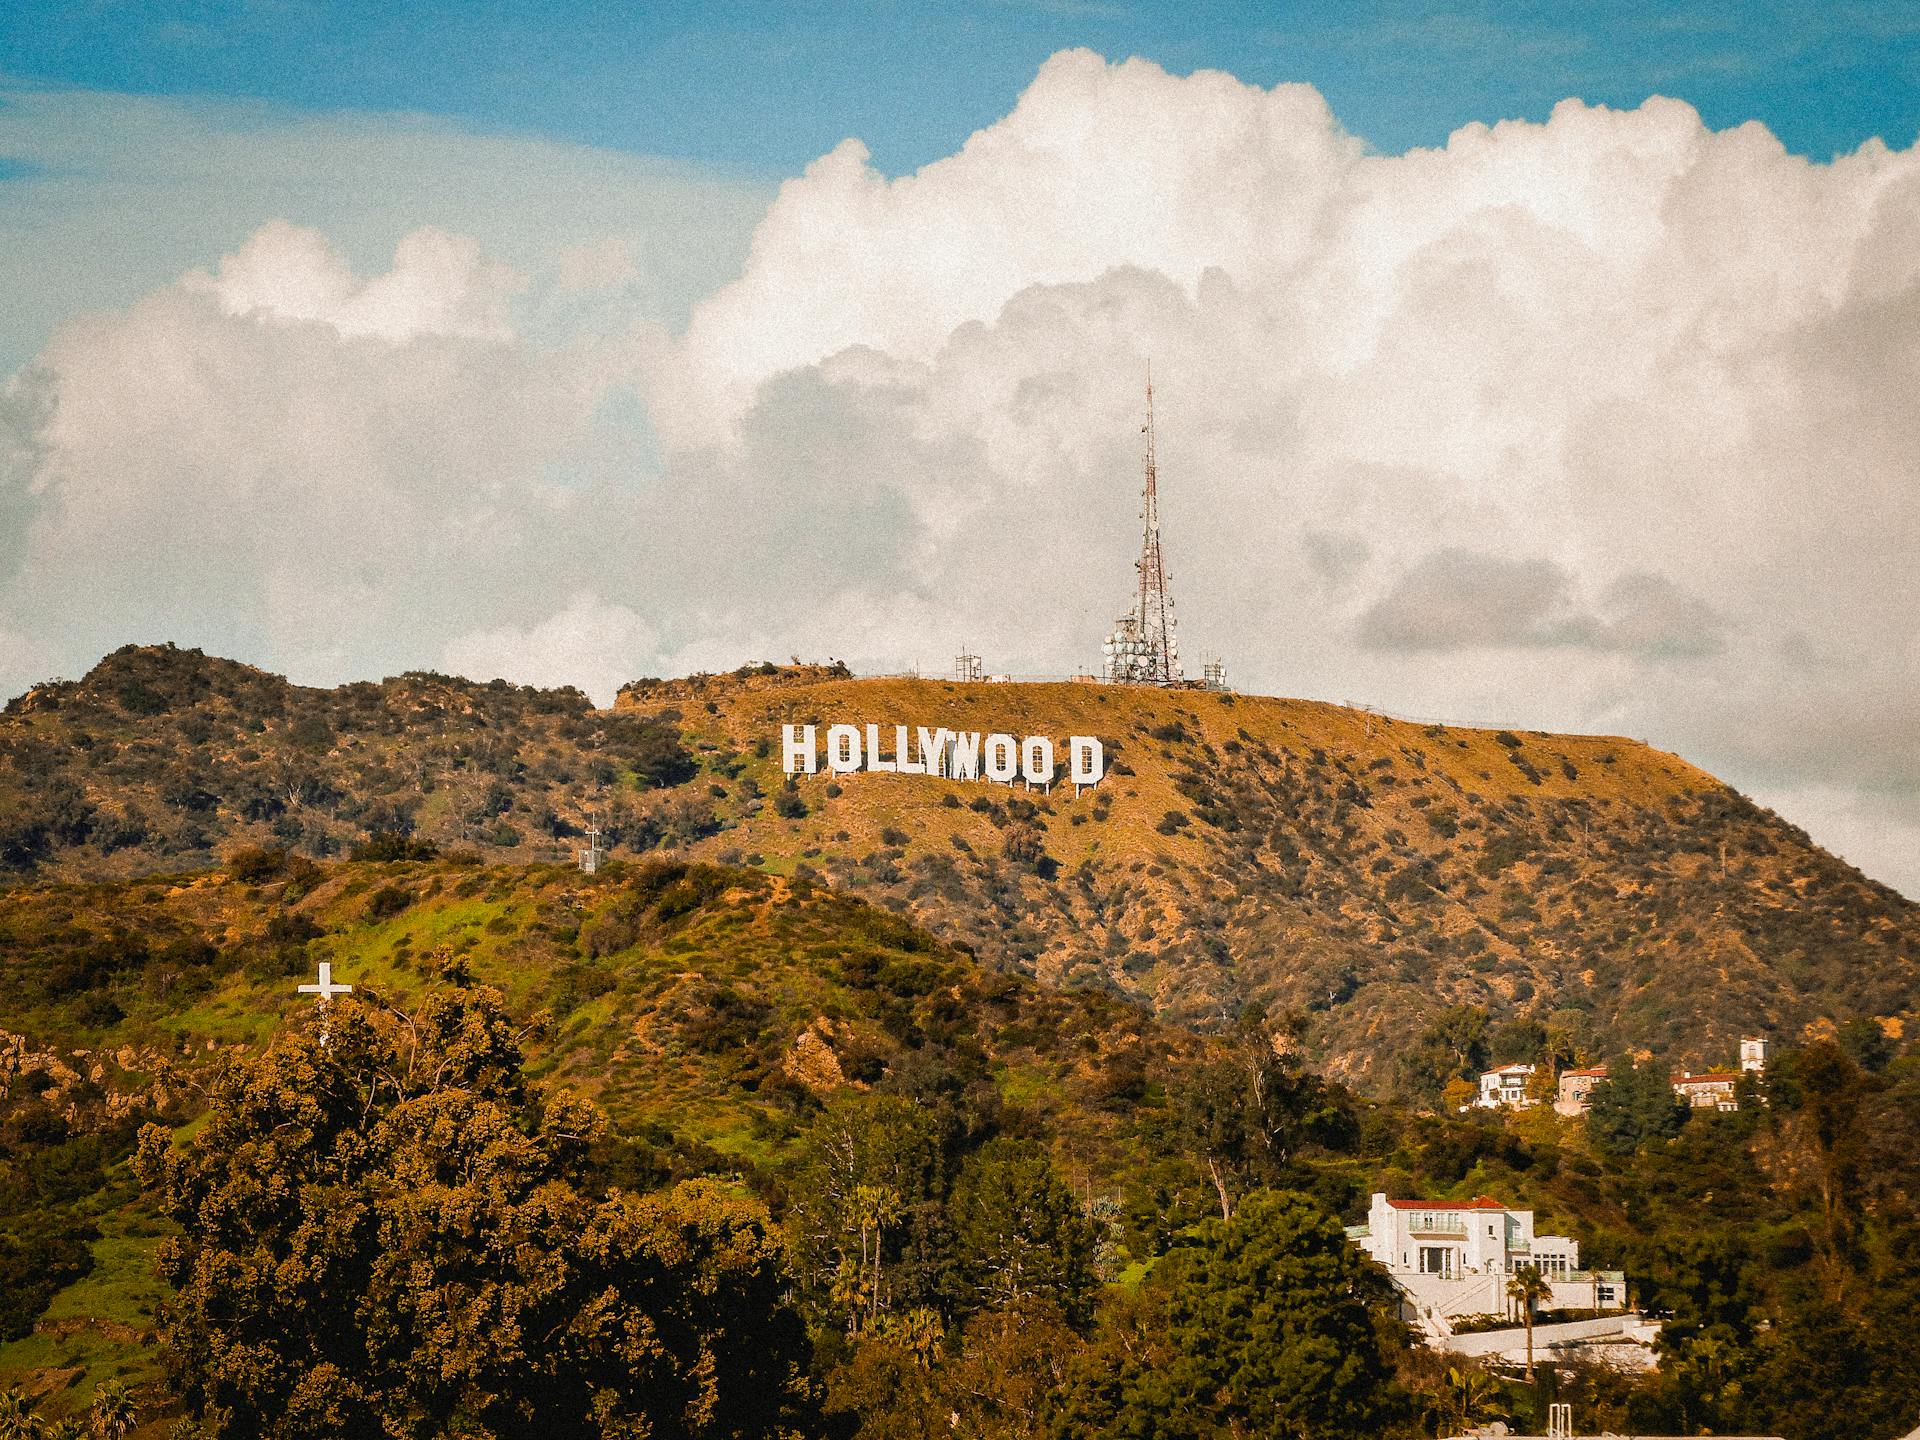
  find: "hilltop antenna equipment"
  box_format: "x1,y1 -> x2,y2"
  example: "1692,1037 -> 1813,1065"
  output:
1102,364 -> 1182,686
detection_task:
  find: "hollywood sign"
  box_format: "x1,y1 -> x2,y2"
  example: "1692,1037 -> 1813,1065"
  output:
782,724 -> 1105,789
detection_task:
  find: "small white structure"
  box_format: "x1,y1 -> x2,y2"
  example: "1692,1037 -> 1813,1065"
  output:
578,819 -> 604,874
1477,1063 -> 1537,1110
1348,1194 -> 1625,1339
297,961 -> 353,1046
1740,1035 -> 1771,1073
1672,1072 -> 1740,1110
1555,1065 -> 1608,1117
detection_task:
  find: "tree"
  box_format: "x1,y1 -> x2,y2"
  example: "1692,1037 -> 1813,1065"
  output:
1393,1006 -> 1490,1107
942,1301 -> 1084,1440
950,1138 -> 1098,1324
1586,1056 -> 1686,1156
1793,1041 -> 1866,1251
786,1095 -> 950,1330
1506,1264 -> 1551,1380
1438,1364 -> 1505,1436
136,982 -> 822,1440
86,1382 -> 135,1440
1174,1017 -> 1354,1220
1053,1190 -> 1403,1440
1834,1017 -> 1893,1074
0,1389 -> 38,1440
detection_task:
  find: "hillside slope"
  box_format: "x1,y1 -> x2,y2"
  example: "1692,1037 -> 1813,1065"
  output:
616,672 -> 1919,1088
4,648 -> 1914,1088
0,855 -> 1214,1418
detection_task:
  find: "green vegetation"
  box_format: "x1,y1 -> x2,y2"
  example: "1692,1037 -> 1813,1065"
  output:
0,860 -> 1915,1436
137,980 -> 817,1440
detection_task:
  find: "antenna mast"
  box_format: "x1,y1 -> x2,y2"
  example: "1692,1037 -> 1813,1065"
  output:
1102,364 -> 1182,685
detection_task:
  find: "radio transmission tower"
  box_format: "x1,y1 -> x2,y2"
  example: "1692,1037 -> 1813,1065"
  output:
1102,367 -> 1182,685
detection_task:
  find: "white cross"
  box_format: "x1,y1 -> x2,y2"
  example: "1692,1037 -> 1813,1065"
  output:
298,962 -> 353,1042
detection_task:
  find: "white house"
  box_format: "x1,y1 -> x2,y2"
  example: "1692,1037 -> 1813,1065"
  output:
1477,1063 -> 1538,1110
1348,1193 -> 1626,1338
1672,1072 -> 1740,1110
1740,1036 -> 1771,1073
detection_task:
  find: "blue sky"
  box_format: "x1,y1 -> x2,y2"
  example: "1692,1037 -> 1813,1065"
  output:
4,1 -> 1917,177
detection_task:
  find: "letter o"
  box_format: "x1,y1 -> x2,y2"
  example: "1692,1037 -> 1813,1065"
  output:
1021,736 -> 1055,785
984,733 -> 1019,783
826,723 -> 862,773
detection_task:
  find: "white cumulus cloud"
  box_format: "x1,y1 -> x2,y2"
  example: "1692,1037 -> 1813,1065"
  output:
443,593 -> 658,705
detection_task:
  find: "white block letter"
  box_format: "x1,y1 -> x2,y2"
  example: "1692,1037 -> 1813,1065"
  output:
827,723 -> 862,773
894,724 -> 924,775
1070,736 -> 1105,786
948,731 -> 981,780
917,727 -> 951,777
865,723 -> 896,773
1021,736 -> 1056,786
984,733 -> 1018,783
782,724 -> 817,775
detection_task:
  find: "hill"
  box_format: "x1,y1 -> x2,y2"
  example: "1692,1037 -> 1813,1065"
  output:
5,646 -> 1916,1089
0,854 -> 1210,1416
616,670 -> 1918,1090
1,857 -> 1917,1440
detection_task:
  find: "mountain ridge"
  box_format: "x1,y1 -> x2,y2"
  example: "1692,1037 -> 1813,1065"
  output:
4,645 -> 1914,1093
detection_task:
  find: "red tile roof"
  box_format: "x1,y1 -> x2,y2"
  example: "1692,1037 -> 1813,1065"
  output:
1384,1196 -> 1510,1211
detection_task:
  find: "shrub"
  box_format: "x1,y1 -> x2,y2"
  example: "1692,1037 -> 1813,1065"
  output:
365,885 -> 412,920
227,846 -> 289,884
350,832 -> 439,862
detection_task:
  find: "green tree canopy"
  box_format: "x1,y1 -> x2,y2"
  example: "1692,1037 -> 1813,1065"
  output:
783,1093 -> 952,1331
950,1137 -> 1098,1324
1586,1055 -> 1687,1156
1053,1190 -> 1403,1440
136,982 -> 820,1440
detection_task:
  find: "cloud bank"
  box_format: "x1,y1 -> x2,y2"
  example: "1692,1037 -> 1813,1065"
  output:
3,51 -> 1917,893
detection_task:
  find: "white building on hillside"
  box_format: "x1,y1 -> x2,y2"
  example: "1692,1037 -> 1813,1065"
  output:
1740,1036 -> 1771,1073
1477,1063 -> 1537,1109
1348,1193 -> 1626,1338
1672,1072 -> 1741,1110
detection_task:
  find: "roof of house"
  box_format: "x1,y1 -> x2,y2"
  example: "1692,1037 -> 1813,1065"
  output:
1383,1196 -> 1512,1212
1561,1066 -> 1608,1078
1481,1063 -> 1534,1077
1672,1072 -> 1738,1085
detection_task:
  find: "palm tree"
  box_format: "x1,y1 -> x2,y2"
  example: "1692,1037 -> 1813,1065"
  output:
1506,1262 -> 1553,1381
0,1388 -> 40,1440
1443,1364 -> 1504,1434
87,1383 -> 135,1440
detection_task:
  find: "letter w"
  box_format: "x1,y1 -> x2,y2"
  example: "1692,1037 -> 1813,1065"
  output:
947,731 -> 981,780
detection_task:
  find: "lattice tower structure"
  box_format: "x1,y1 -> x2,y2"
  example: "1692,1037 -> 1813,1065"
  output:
1102,371 -> 1182,685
